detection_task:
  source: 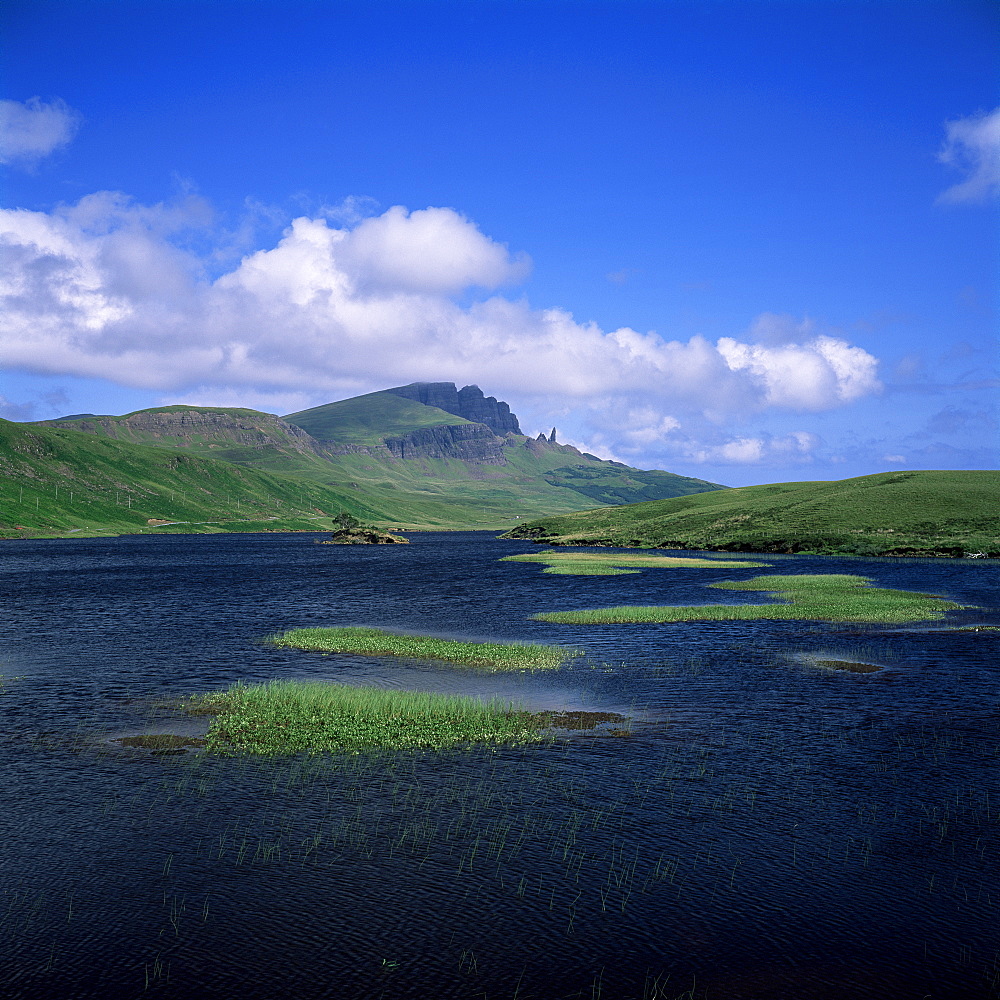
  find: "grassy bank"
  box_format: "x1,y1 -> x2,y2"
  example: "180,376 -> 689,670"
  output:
270,626 -> 575,670
503,470 -> 1000,558
190,679 -> 543,754
533,573 -> 964,624
502,551 -> 767,575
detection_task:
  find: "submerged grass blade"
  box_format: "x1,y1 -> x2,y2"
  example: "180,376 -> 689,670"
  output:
270,626 -> 575,670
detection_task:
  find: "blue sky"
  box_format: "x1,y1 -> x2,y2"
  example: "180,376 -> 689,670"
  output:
2,0 -> 997,486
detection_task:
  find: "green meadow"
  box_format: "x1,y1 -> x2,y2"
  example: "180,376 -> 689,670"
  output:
533,573 -> 964,624
504,470 -> 1000,558
270,626 -> 575,670
502,550 -> 767,575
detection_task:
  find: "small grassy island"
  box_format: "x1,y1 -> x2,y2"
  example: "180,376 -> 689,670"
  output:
187,680 -> 629,755
189,680 -> 543,754
321,527 -> 409,544
320,512 -> 409,544
502,550 -> 767,575
270,626 -> 576,670
533,573 -> 965,624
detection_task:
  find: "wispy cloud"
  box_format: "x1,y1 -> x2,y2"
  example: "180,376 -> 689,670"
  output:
0,387 -> 70,421
937,107 -> 1000,204
0,96 -> 82,166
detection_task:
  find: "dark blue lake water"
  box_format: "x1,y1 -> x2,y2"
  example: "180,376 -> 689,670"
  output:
2,531 -> 998,999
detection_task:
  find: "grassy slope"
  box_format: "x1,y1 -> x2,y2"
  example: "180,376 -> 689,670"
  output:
504,471 -> 1000,557
541,463 -> 725,505
2,415 -> 666,536
0,418 -> 375,539
28,407 -> 610,529
39,398 -> 724,531
284,391 -> 469,444
39,405 -> 339,474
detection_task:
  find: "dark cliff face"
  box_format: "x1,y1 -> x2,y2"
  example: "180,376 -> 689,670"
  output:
384,382 -> 521,435
383,423 -> 508,464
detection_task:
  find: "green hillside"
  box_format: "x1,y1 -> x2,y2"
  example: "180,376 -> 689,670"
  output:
42,405 -> 335,473
284,391 -> 470,445
503,471 -> 1000,558
24,385 -> 724,534
1,415 -> 720,537
0,418 -> 371,539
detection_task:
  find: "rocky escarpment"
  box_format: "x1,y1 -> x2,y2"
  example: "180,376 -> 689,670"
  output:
384,383 -> 521,435
39,408 -> 324,458
383,423 -> 508,464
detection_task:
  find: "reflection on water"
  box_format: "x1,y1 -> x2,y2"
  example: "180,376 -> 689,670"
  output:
1,531 -> 998,998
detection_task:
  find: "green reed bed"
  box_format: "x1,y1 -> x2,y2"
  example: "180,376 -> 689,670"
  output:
533,573 -> 964,624
501,551 -> 766,575
270,626 -> 574,670
190,679 -> 544,754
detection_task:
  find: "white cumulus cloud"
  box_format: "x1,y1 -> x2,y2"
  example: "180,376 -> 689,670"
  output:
716,333 -> 880,409
0,193 -> 883,465
335,205 -> 530,293
0,96 -> 81,166
937,107 -> 1000,204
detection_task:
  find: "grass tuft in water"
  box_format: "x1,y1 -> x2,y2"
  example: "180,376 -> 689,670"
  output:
191,679 -> 545,755
270,626 -> 575,670
501,551 -> 767,575
809,658 -> 884,674
533,573 -> 965,624
117,734 -> 207,750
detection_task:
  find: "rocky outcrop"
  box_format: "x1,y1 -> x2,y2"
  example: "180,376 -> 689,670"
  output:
383,423 -> 508,464
40,408 -> 325,457
384,383 -> 521,435
321,528 -> 409,544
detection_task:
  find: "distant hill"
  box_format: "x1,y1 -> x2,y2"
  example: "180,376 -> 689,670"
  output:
503,471 -> 1000,558
13,382 -> 724,536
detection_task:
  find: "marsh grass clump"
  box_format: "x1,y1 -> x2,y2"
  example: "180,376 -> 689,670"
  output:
270,626 -> 574,670
533,573 -> 964,624
189,679 -> 544,755
501,551 -> 766,575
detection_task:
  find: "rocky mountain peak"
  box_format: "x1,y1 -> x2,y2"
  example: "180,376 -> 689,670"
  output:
383,382 -> 521,435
